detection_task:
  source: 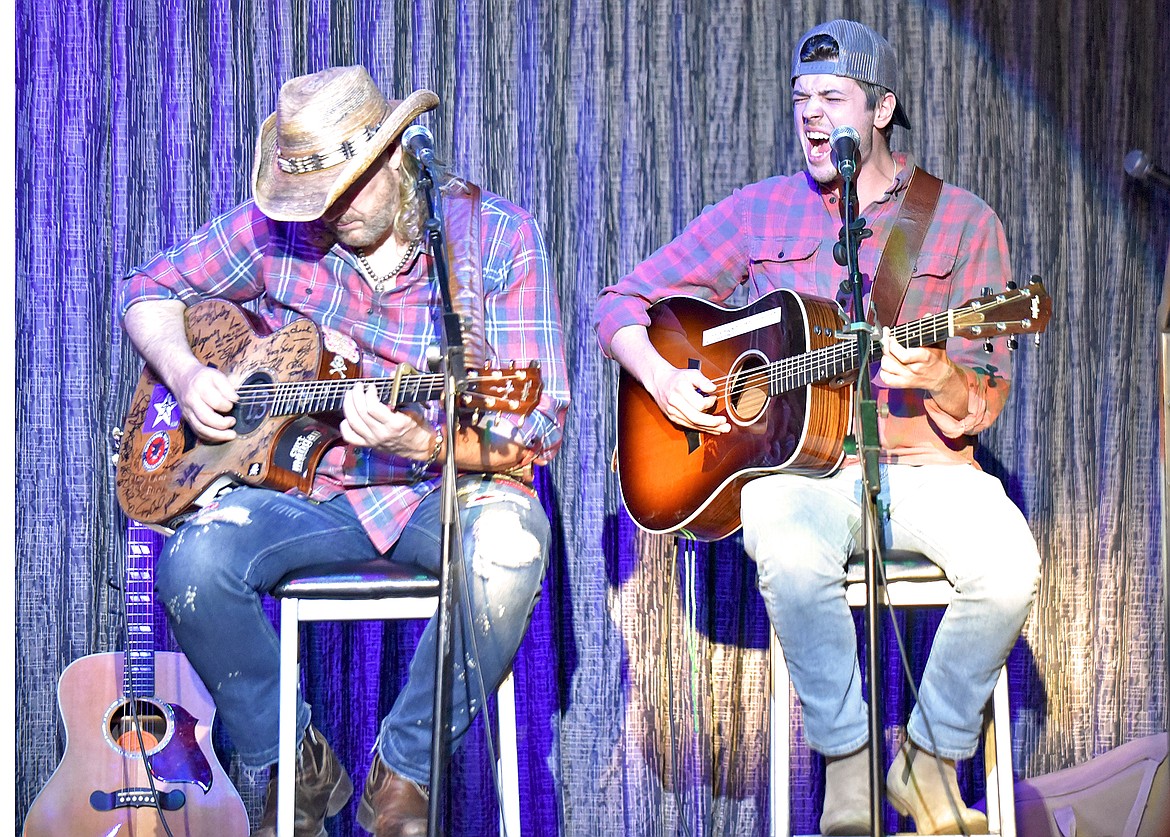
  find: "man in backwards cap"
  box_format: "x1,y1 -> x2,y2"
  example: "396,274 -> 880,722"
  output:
119,66 -> 569,836
595,19 -> 1039,835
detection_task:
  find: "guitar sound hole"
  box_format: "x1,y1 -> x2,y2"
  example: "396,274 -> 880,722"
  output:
726,352 -> 770,426
232,371 -> 274,435
109,699 -> 169,753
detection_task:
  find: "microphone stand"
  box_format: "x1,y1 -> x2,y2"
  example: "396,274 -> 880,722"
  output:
415,156 -> 466,837
834,162 -> 887,836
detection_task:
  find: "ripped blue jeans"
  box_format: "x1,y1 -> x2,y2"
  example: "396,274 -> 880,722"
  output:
154,475 -> 550,783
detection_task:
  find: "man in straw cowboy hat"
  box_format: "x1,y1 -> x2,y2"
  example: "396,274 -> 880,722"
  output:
595,19 -> 1041,835
119,65 -> 569,836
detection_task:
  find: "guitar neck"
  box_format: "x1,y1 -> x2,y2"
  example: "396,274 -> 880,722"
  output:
247,372 -> 446,418
769,311 -> 953,394
125,521 -> 160,699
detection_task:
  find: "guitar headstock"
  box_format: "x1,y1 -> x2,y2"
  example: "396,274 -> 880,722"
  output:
953,278 -> 1051,344
460,361 -> 544,416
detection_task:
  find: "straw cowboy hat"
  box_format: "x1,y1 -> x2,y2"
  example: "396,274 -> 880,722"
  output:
252,65 -> 439,222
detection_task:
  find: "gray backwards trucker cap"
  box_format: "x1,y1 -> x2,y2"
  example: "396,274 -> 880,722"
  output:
791,19 -> 912,130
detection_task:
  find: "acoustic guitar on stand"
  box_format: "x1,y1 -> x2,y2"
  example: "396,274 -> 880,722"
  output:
115,299 -> 543,531
616,279 -> 1051,541
22,521 -> 249,836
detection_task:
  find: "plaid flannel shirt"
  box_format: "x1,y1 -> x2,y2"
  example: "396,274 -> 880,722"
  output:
120,191 -> 569,552
595,154 -> 1015,467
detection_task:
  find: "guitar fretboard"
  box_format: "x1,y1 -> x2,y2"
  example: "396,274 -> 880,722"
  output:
125,524 -> 159,699
237,374 -> 447,417
768,311 -> 953,395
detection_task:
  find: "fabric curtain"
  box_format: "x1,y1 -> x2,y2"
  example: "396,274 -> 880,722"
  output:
15,0 -> 1170,834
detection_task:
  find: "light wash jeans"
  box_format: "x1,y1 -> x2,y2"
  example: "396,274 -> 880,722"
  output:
741,462 -> 1039,760
154,475 -> 550,784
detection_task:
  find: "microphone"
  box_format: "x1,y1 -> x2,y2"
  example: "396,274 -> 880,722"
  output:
1125,149 -> 1170,189
830,126 -> 860,181
401,125 -> 436,166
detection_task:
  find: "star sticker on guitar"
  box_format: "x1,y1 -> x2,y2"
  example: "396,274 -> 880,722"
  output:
151,392 -> 180,429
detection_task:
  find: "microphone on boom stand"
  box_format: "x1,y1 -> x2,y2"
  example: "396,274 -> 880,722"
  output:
831,126 -> 860,183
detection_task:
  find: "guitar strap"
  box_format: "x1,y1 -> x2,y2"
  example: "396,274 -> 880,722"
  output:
867,165 -> 944,328
442,184 -> 487,369
442,184 -> 541,483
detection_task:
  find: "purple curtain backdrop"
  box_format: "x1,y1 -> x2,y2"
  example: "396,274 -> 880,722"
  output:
15,0 -> 1170,835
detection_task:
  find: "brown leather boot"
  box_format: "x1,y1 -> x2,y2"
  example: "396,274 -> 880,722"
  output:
356,754 -> 429,837
252,726 -> 353,837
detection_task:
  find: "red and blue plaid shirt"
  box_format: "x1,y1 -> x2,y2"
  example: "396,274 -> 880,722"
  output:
120,191 -> 569,552
595,154 -> 1016,466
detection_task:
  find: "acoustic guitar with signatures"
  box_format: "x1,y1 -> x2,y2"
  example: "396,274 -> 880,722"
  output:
115,299 -> 543,530
616,280 -> 1051,541
22,521 -> 249,836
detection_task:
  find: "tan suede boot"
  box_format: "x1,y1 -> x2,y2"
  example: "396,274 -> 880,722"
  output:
356,754 -> 429,837
252,726 -> 353,837
819,746 -> 873,836
886,741 -> 989,835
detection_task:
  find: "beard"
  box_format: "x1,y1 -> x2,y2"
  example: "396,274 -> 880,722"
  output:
324,195 -> 398,250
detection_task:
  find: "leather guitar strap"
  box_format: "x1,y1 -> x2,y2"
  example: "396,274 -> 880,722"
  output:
868,165 -> 944,328
441,184 -> 486,369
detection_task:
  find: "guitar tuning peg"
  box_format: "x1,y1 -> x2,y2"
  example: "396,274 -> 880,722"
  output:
983,339 -> 994,353
981,286 -> 992,297
1007,334 -> 1019,351
1006,280 -> 1018,290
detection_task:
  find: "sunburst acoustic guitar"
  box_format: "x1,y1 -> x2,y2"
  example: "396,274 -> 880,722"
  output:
616,280 -> 1051,541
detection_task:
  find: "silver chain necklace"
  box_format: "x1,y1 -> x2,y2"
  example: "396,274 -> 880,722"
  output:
355,240 -> 419,292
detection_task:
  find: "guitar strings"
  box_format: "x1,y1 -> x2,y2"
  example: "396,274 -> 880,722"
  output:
701,312 -> 955,402
228,374 -> 449,411
231,373 -> 447,395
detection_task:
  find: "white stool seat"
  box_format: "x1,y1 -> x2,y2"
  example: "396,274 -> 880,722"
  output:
273,560 -> 521,837
769,550 -> 1016,836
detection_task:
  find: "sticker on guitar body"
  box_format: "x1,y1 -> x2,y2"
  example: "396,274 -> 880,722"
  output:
272,419 -> 335,477
701,306 -> 786,346
142,432 -> 171,472
146,385 -> 182,432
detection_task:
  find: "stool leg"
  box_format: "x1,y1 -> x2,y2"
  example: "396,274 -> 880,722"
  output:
991,666 -> 1016,837
496,669 -> 521,837
278,597 -> 301,837
984,702 -> 1000,835
981,665 -> 1017,837
770,630 -> 791,837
